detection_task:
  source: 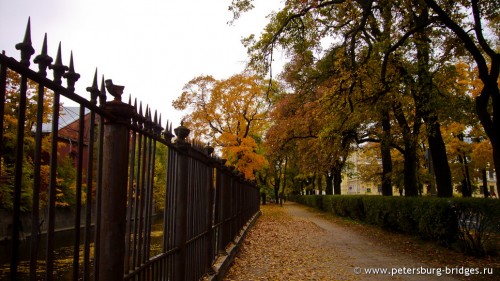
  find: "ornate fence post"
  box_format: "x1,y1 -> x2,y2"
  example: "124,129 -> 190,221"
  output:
98,80 -> 134,281
173,122 -> 191,281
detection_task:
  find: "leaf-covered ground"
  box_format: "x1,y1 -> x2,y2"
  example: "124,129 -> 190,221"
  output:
224,202 -> 499,281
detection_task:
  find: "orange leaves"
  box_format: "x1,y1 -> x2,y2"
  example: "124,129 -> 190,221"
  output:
173,73 -> 272,179
224,204 -> 355,281
223,135 -> 268,180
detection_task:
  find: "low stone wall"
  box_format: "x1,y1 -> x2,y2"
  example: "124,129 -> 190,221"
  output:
205,210 -> 261,281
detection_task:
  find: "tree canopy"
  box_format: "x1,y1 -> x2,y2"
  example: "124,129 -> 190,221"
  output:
229,0 -> 499,197
173,73 -> 275,179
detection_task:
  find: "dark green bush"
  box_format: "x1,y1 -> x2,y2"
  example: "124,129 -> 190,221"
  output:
290,195 -> 500,255
330,196 -> 365,220
451,198 -> 500,255
415,198 -> 458,245
362,196 -> 418,234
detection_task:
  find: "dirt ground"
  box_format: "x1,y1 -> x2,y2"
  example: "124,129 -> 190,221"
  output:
223,202 -> 499,281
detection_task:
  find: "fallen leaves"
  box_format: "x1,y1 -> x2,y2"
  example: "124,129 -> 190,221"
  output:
223,204 -> 358,281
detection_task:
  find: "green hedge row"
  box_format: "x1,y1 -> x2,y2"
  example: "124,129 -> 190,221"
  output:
291,195 -> 500,255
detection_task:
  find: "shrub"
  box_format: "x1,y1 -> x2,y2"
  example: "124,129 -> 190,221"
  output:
291,195 -> 500,255
451,198 -> 500,256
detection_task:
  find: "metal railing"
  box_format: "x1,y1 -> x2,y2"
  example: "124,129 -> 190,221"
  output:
0,19 -> 260,281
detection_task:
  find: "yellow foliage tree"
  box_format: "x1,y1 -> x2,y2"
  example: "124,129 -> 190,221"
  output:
173,73 -> 272,179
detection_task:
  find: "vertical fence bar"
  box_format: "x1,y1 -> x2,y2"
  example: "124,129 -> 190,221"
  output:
83,76 -> 98,281
137,113 -> 147,266
29,33 -> 52,281
83,115 -> 95,281
72,104 -> 85,281
10,20 -> 35,279
124,99 -> 138,274
132,104 -> 144,271
98,80 -> 133,281
93,77 -> 107,281
45,42 -> 67,281
205,145 -> 215,274
143,113 -> 153,265
11,63 -> 28,281
30,78 -> 44,281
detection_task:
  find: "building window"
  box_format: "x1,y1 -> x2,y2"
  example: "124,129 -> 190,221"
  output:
367,188 -> 371,193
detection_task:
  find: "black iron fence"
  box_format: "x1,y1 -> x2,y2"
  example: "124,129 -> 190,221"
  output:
0,20 -> 260,281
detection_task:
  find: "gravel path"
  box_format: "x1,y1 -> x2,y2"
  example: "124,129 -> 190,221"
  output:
224,202 -> 460,281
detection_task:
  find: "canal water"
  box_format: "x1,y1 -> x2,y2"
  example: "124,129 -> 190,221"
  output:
0,217 -> 164,280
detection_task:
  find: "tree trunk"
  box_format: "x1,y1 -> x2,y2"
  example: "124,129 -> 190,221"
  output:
492,142 -> 500,196
393,101 -> 419,197
482,169 -> 489,198
317,175 -> 323,195
325,172 -> 333,195
458,152 -> 472,197
274,177 -> 280,204
333,167 -> 342,195
414,5 -> 453,197
427,118 -> 453,197
403,142 -> 419,197
380,108 -> 393,196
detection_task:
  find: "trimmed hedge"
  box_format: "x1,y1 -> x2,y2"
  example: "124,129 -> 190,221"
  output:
291,195 -> 500,255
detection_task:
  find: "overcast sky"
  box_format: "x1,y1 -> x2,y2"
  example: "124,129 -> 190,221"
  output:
0,0 -> 283,127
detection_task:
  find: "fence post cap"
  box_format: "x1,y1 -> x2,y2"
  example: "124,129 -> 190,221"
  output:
205,143 -> 214,156
174,121 -> 190,144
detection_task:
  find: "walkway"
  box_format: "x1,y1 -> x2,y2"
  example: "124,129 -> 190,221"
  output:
223,202 -> 487,281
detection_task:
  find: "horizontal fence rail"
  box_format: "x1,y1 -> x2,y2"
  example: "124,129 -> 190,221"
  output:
0,20 -> 260,281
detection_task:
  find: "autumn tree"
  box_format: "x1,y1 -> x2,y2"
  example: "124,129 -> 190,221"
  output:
172,73 -> 273,179
264,45 -> 376,196
231,0 -> 500,195
423,0 -> 500,194
1,69 -> 53,210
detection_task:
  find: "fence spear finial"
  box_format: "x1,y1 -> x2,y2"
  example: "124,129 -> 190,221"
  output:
86,68 -> 100,104
64,51 -> 80,92
34,33 -> 53,76
50,42 -> 68,85
16,17 -> 35,67
99,75 -> 107,106
163,121 -> 174,143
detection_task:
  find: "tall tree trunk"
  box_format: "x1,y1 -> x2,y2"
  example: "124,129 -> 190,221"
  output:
426,117 -> 453,197
280,157 -> 287,206
333,167 -> 342,195
380,108 -> 393,196
482,169 -> 489,198
414,5 -> 453,197
458,152 -> 473,197
403,142 -> 419,196
325,171 -> 333,195
491,132 -> 500,196
476,84 -> 500,195
274,177 -> 280,204
393,101 -> 419,197
317,175 -> 323,195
